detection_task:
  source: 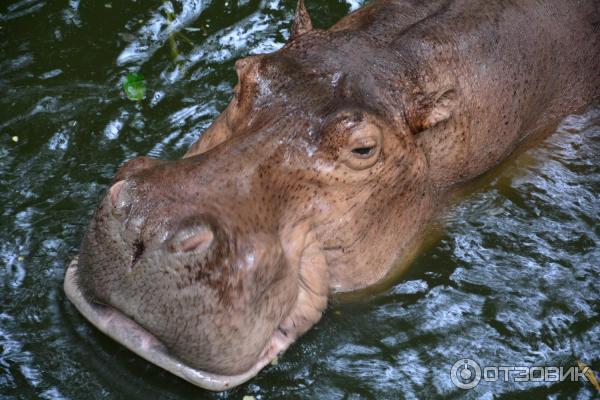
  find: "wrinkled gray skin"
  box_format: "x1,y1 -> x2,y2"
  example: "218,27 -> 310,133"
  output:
65,0 -> 600,391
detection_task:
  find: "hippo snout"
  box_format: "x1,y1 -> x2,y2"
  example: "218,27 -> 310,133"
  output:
72,123 -> 330,386
75,164 -> 301,377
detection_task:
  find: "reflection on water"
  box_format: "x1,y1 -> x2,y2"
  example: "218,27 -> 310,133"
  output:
0,0 -> 598,398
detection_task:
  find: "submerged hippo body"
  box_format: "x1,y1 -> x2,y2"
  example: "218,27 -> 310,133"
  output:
65,0 -> 600,391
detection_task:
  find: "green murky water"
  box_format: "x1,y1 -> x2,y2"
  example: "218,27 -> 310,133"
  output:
1,1 -> 599,399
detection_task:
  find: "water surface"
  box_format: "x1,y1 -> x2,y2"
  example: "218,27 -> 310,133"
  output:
1,1 -> 598,398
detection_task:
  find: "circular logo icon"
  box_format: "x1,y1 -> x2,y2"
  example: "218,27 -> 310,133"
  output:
451,359 -> 482,389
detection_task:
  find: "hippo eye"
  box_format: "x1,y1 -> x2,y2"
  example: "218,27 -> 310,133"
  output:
351,145 -> 376,157
343,122 -> 382,170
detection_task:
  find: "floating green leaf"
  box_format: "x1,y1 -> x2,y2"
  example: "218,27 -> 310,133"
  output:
123,72 -> 146,101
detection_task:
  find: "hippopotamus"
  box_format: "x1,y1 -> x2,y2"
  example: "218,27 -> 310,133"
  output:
64,0 -> 600,391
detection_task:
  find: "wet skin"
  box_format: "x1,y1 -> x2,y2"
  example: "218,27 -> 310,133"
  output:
64,0 -> 600,391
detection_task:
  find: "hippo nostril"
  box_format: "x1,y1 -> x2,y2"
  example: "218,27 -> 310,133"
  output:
168,225 -> 214,254
131,239 -> 145,266
109,180 -> 126,208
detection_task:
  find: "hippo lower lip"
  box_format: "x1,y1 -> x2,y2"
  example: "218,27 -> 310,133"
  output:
64,259 -> 291,391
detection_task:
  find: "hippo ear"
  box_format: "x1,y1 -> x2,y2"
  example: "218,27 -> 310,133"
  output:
290,0 -> 313,40
408,88 -> 456,134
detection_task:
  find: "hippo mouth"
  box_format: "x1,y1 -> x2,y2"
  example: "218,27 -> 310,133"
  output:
64,258 -> 293,391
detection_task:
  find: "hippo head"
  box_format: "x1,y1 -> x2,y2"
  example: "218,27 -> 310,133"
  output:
66,0 -> 456,391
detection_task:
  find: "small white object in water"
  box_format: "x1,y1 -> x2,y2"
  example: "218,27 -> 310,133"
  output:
12,136 -> 18,142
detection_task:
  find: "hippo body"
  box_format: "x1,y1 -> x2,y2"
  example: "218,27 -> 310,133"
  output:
65,0 -> 600,391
